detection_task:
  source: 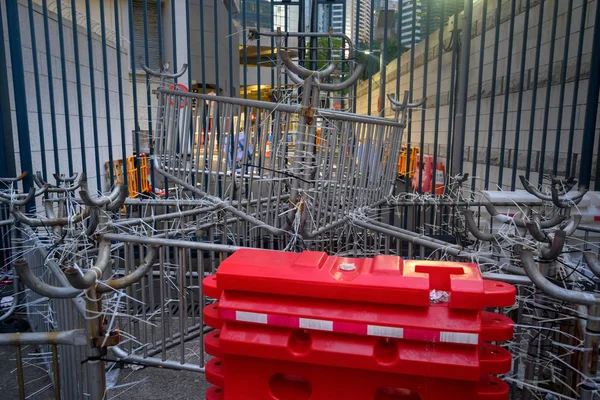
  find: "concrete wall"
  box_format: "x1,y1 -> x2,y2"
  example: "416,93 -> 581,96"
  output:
188,0 -> 240,96
2,0 -> 132,193
356,0 -> 600,190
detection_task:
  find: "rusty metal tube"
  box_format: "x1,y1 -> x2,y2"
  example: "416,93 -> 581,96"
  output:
0,330 -> 88,346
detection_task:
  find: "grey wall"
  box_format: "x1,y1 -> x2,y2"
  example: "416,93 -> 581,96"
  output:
356,0 -> 600,191
188,0 -> 240,96
2,0 -> 132,193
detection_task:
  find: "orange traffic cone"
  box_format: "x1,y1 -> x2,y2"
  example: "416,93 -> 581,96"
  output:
435,163 -> 445,195
266,141 -> 272,158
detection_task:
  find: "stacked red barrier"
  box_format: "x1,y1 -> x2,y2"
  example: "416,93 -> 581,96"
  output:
202,249 -> 515,400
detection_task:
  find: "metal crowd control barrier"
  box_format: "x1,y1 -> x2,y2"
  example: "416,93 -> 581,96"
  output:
0,330 -> 88,400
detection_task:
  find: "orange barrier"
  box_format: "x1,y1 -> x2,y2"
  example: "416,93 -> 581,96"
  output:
397,147 -> 419,178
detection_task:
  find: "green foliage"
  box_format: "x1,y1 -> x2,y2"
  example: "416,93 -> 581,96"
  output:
305,37 -> 344,71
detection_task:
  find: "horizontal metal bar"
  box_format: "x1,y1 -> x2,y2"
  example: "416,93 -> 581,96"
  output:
157,88 -> 404,127
0,330 -> 88,346
102,233 -> 242,253
111,345 -> 205,373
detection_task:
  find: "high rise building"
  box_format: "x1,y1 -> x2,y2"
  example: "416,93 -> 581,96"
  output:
398,0 -> 423,47
356,0 -> 372,43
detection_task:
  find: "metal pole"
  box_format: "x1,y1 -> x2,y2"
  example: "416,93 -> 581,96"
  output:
4,0 -> 33,192
0,2 -> 16,179
450,0 -> 473,177
309,0 -> 319,71
582,2 -> 600,190
378,0 -> 389,117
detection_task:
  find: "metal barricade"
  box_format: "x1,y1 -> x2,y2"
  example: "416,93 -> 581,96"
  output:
152,88 -> 405,239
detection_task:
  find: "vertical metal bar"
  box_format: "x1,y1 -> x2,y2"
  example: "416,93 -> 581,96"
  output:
42,1 -> 61,179
69,0 -> 87,179
566,0 -> 588,178
367,0 -> 375,116
143,0 -> 156,196
22,0 -> 48,180
483,0 -> 502,189
52,344 -> 61,400
445,13 -> 457,181
114,0 -> 129,188
470,0 -> 488,192
583,0 -> 600,190
497,0 -> 516,188
552,0 -> 574,177
15,346 -> 25,400
405,0 -> 417,193
510,0 -> 532,190
100,0 -> 115,188
524,0 -> 545,182
433,0 -> 445,192
229,0 -> 234,96
85,0 -> 102,190
4,1 -> 33,192
242,0 -> 247,98
537,0 -> 560,186
0,2 -> 16,180
451,0 -> 473,177
55,0 -> 74,175
419,0 -> 429,195
379,0 -> 390,118
213,0 -> 220,94
353,0 -> 361,113
256,0 -> 262,101
128,0 -> 143,195
199,0 -> 207,95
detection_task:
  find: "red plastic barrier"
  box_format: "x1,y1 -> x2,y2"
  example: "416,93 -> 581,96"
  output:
411,154 -> 434,193
203,249 -> 516,400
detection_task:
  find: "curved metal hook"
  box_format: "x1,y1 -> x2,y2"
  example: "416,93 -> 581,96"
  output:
551,176 -> 577,194
388,93 -> 425,111
14,259 -> 82,299
462,209 -> 503,242
561,214 -> 582,236
315,64 -> 365,92
583,252 -> 600,279
584,252 -> 600,279
539,230 -> 566,260
550,185 -> 587,208
97,246 -> 158,293
519,175 -> 553,201
0,172 -> 27,184
106,185 -> 128,213
11,208 -> 90,227
138,58 -> 188,79
520,250 -> 600,306
80,182 -> 126,209
34,172 -> 85,193
63,241 -> 112,290
526,215 -> 548,242
85,207 -> 100,237
279,50 -> 338,79
53,173 -> 78,183
483,203 -> 566,229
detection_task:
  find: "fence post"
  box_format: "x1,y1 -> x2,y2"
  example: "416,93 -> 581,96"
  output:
583,1 -> 600,190
450,0 -> 474,177
4,1 -> 33,192
0,4 -> 16,179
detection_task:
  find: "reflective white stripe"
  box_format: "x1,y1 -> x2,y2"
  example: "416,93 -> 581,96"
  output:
236,311 -> 268,324
440,332 -> 478,345
367,325 -> 404,339
299,318 -> 333,331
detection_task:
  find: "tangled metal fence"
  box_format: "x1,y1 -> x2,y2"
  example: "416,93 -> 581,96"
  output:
1,0 -> 600,399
